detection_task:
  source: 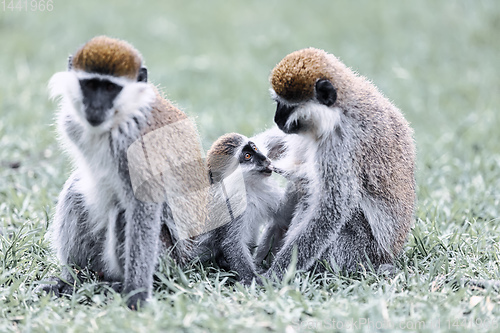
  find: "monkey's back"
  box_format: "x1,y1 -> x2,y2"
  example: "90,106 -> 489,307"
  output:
304,52 -> 417,255
351,87 -> 416,255
138,88 -> 210,264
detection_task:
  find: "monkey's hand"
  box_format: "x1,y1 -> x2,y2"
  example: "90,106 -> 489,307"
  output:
103,281 -> 123,293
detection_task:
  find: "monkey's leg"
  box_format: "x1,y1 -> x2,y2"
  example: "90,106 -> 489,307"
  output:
39,174 -> 104,296
221,238 -> 258,285
319,210 -> 391,273
264,213 -> 339,281
122,200 -> 162,310
158,202 -> 193,266
207,217 -> 256,284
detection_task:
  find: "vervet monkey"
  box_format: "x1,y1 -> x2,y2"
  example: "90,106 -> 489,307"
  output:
42,36 -> 208,309
198,133 -> 282,284
259,48 -> 416,279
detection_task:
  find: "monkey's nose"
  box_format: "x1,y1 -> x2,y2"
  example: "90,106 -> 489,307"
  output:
263,159 -> 273,170
86,115 -> 105,127
85,107 -> 107,127
261,161 -> 273,176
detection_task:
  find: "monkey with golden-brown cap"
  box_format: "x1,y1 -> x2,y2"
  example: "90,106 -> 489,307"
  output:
256,48 -> 416,279
40,36 -> 209,309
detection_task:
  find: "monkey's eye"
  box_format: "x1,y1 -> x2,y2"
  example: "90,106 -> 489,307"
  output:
87,80 -> 98,90
253,146 -> 258,152
106,82 -> 116,92
244,153 -> 252,160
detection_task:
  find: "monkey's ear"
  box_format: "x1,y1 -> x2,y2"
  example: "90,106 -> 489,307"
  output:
67,55 -> 73,71
137,67 -> 148,82
315,79 -> 337,106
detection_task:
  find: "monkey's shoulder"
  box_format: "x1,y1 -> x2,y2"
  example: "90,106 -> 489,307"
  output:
141,89 -> 188,135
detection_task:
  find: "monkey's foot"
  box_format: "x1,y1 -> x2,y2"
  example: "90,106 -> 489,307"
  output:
261,269 -> 284,285
126,292 -> 147,311
96,281 -> 124,295
377,264 -> 396,277
35,276 -> 76,297
107,281 -> 123,293
239,274 -> 263,286
125,290 -> 148,311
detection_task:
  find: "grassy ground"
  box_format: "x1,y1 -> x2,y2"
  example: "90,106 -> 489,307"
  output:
1,0 -> 500,332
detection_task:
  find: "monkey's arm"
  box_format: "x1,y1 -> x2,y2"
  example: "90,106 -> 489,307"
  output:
254,223 -> 286,271
255,182 -> 299,269
250,126 -> 288,160
122,200 -> 162,310
219,220 -> 259,285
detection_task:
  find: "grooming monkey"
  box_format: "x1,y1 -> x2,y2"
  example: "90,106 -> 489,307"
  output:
257,48 -> 416,279
197,133 -> 283,284
42,36 -> 208,309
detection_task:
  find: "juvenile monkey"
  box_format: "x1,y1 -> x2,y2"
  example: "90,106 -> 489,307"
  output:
257,48 -> 416,279
42,36 -> 208,309
198,133 -> 283,284
251,127 -> 300,269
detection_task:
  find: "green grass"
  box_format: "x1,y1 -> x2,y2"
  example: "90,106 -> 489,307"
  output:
1,0 -> 500,331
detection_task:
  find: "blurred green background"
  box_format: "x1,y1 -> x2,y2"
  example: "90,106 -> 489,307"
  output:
1,0 -> 500,331
2,0 -> 499,225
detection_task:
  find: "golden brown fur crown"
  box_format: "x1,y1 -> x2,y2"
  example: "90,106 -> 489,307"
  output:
271,48 -> 342,102
72,36 -> 142,79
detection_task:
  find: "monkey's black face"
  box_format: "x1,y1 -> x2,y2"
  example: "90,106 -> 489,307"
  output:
274,79 -> 337,134
79,78 -> 123,127
274,101 -> 301,134
240,141 -> 272,176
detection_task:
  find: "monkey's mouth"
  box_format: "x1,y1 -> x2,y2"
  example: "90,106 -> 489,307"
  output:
260,166 -> 273,176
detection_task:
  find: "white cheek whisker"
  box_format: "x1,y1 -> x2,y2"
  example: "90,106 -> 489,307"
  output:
285,102 -> 342,140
